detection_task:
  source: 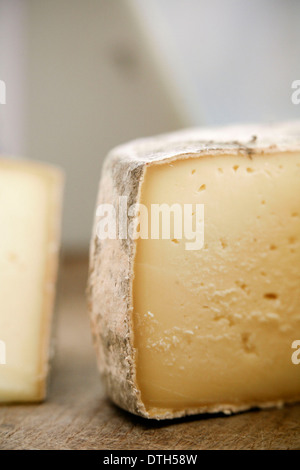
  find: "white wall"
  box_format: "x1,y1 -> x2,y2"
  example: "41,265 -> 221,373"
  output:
0,0 -> 26,155
134,0 -> 300,124
25,0 -> 187,251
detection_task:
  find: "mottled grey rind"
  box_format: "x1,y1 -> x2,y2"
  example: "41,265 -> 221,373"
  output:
87,122 -> 300,420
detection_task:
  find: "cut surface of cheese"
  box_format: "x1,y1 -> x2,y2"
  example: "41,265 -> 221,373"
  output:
88,122 -> 300,419
0,159 -> 63,402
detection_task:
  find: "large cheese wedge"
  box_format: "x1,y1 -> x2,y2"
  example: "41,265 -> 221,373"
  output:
0,159 -> 63,402
88,122 -> 300,419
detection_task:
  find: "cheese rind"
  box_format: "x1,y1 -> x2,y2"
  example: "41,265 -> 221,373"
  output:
88,122 -> 300,419
0,159 -> 63,402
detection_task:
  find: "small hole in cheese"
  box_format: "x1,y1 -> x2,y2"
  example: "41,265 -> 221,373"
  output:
8,252 -> 18,262
220,238 -> 228,249
264,293 -> 278,300
241,332 -> 256,354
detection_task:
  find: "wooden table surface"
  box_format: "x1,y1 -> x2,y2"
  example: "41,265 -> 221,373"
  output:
0,257 -> 299,450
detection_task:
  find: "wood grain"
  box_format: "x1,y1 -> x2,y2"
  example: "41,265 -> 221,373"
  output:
0,257 -> 299,450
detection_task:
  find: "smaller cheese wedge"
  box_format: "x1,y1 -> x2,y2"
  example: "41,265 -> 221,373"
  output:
88,122 -> 300,419
0,159 -> 63,402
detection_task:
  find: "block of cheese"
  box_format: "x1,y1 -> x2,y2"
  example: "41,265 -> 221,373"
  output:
0,159 -> 63,402
88,122 -> 300,419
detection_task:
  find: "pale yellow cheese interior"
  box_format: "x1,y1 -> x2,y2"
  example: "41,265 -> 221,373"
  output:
133,152 -> 300,416
0,160 -> 62,402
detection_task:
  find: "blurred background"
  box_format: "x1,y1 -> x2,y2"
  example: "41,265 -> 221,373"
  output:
0,0 -> 299,252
